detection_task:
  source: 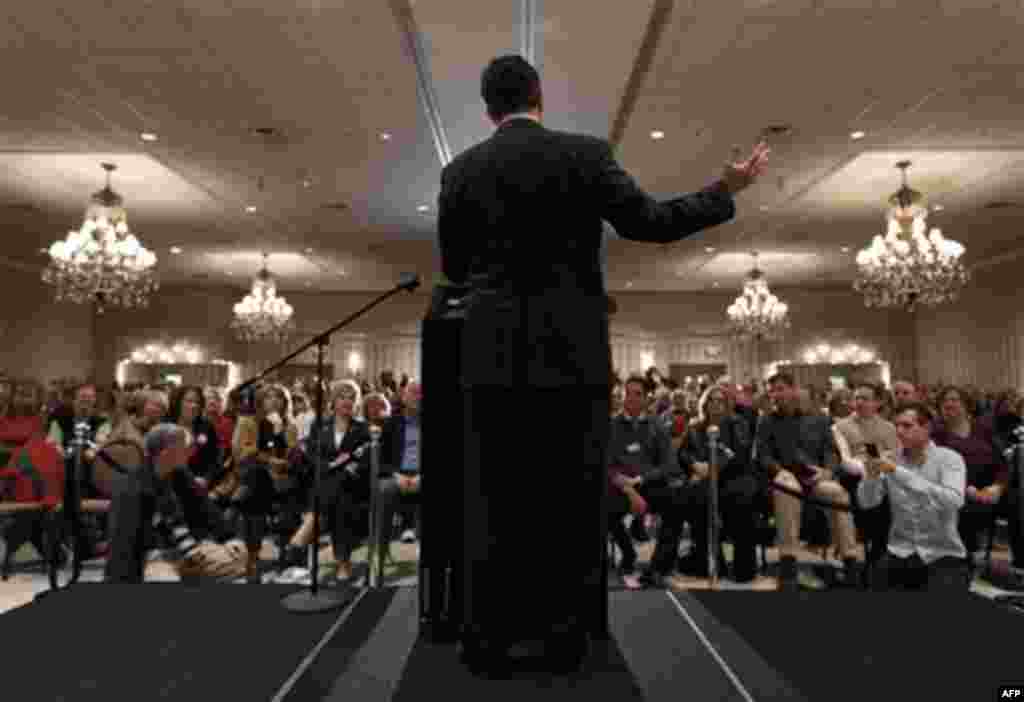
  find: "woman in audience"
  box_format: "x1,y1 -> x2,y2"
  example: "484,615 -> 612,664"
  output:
166,385 -> 225,492
932,385 -> 1013,573
203,388 -> 234,454
275,380 -> 371,583
677,385 -> 759,582
827,388 -> 854,420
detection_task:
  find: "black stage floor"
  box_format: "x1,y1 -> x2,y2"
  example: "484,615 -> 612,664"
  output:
4,583 -> 1023,701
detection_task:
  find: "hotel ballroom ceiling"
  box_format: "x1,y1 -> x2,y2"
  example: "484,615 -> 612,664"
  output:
1,0 -> 1024,293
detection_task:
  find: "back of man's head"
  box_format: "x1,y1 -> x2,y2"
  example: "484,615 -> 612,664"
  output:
481,55 -> 542,122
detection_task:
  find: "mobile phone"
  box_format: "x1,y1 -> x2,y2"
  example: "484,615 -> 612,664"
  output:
864,443 -> 880,459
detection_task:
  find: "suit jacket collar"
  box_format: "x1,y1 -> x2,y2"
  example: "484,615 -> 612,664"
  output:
495,116 -> 544,133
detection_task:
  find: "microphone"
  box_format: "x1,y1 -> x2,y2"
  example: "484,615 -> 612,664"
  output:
398,272 -> 421,293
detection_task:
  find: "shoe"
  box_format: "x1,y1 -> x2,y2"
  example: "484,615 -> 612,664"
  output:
640,569 -> 667,589
619,563 -> 642,590
777,556 -> 799,591
400,529 -> 417,544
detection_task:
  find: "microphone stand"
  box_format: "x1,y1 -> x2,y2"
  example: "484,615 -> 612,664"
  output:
233,273 -> 420,614
706,425 -> 720,589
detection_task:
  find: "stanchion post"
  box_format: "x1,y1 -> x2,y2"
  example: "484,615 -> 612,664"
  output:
368,424 -> 383,589
707,424 -> 720,589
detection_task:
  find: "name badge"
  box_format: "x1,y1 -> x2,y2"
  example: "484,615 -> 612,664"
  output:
626,442 -> 641,454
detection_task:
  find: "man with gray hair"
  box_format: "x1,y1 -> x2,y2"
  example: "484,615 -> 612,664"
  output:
105,423 -> 245,582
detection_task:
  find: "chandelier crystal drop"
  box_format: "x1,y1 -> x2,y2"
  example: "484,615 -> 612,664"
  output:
853,160 -> 968,311
42,163 -> 158,312
726,252 -> 790,340
231,253 -> 295,343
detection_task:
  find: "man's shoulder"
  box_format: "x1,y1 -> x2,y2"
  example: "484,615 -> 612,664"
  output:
446,127 -> 608,172
929,443 -> 966,467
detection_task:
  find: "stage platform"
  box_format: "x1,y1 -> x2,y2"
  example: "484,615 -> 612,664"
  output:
3,582 -> 1023,701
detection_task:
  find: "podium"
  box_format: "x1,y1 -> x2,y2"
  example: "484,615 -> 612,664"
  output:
418,283 -> 472,642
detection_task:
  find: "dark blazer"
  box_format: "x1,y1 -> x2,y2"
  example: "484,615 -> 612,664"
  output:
310,417 -> 372,473
678,414 -> 754,486
377,414 -> 415,477
438,117 -> 737,388
755,410 -> 838,479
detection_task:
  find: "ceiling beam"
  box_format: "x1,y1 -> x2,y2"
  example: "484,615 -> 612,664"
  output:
608,0 -> 677,150
389,0 -> 453,168
521,0 -> 541,71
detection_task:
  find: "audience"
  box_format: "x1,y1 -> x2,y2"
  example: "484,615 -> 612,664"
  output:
5,363 -> 1023,600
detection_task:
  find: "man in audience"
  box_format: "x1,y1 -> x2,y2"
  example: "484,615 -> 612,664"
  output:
832,382 -> 901,573
858,402 -> 969,591
607,374 -> 689,589
892,380 -> 919,407
374,381 -> 423,550
105,423 -> 245,583
757,372 -> 859,589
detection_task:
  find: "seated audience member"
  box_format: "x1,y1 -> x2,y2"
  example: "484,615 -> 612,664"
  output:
859,402 -> 969,591
610,384 -> 625,419
659,389 -> 690,452
677,385 -> 759,582
167,385 -> 225,492
832,383 -> 901,567
291,391 -> 316,442
889,380 -> 919,420
0,379 -> 44,452
828,389 -> 854,420
204,388 -> 235,456
274,380 -> 371,583
607,375 -> 689,589
362,392 -> 392,428
105,423 -> 245,583
932,385 -> 1021,585
757,372 -> 859,589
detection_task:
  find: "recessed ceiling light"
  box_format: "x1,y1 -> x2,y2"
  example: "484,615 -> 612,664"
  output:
850,131 -> 866,140
713,282 -> 720,288
140,132 -> 158,142
705,246 -> 716,253
417,204 -> 430,212
305,247 -> 314,254
379,132 -> 392,141
841,246 -> 851,253
650,130 -> 665,140
245,205 -> 257,213
932,204 -> 944,211
625,281 -> 633,288
170,246 -> 183,254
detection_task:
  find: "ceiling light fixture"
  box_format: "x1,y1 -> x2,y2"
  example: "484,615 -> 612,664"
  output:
42,162 -> 158,313
380,132 -> 392,141
726,251 -> 790,341
140,132 -> 158,142
650,130 -> 665,140
841,246 -> 851,253
705,246 -> 716,253
245,205 -> 257,213
417,204 -> 430,212
850,131 -> 866,140
170,246 -> 183,254
853,160 -> 968,310
231,252 -> 296,343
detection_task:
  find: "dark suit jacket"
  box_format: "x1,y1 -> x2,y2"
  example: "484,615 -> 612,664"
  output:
310,417 -> 372,472
755,410 -> 838,479
377,414 -> 415,477
438,117 -> 737,388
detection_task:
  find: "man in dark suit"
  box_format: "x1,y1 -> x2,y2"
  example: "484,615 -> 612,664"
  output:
437,55 -> 768,669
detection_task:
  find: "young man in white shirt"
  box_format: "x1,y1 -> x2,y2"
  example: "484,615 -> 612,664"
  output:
858,401 -> 970,591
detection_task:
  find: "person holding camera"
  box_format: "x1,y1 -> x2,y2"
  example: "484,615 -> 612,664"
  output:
858,402 -> 969,591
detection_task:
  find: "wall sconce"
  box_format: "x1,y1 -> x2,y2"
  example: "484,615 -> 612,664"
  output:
348,351 -> 363,373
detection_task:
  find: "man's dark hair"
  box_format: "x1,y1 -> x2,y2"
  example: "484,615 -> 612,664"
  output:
767,372 -> 796,388
853,382 -> 882,401
893,401 -> 934,427
481,55 -> 542,122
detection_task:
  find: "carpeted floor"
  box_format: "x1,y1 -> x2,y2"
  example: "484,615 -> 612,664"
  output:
2,583 -> 368,702
688,589 -> 1024,702
393,636 -> 645,700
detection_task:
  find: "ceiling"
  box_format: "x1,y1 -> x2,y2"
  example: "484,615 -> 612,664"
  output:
2,0 -> 1024,296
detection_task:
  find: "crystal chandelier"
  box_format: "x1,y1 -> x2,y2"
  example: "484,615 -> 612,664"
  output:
854,160 -> 968,311
231,253 -> 295,343
42,163 -> 158,312
726,251 -> 790,340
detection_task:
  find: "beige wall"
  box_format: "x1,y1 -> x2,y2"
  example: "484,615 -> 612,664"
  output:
0,265 -> 95,383
914,255 -> 1024,391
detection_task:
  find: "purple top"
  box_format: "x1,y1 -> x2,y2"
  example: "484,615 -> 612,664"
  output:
931,420 -> 1008,487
